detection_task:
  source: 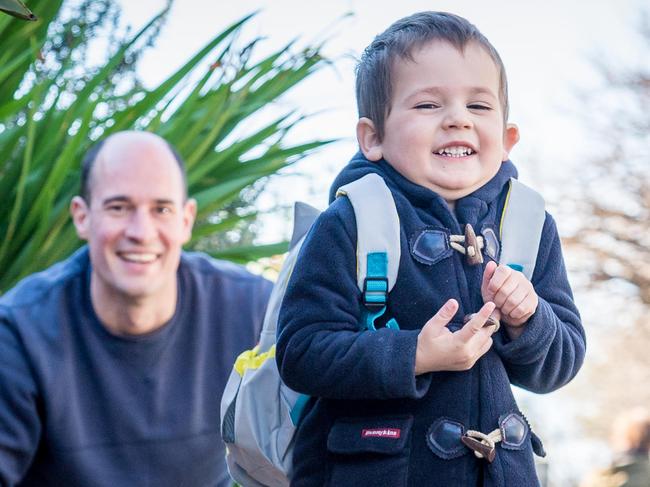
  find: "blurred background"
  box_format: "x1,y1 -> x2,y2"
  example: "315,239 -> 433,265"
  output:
1,0 -> 648,485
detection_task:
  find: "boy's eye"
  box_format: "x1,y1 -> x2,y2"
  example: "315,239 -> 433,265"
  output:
415,103 -> 439,110
467,104 -> 491,110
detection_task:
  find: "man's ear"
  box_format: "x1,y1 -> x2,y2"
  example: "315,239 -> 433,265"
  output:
70,196 -> 90,240
356,117 -> 383,162
181,198 -> 197,244
502,123 -> 520,160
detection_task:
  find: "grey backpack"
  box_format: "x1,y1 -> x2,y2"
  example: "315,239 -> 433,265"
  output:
219,173 -> 545,486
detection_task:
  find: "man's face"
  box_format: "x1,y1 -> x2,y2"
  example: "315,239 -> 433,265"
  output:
71,133 -> 196,303
359,40 -> 518,204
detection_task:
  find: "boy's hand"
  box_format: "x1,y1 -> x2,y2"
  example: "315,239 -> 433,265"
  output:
414,299 -> 497,375
481,261 -> 538,338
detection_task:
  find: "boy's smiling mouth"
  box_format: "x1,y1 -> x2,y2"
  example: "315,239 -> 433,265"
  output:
434,144 -> 476,158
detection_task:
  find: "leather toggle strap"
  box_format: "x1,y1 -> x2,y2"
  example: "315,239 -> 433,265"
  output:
463,313 -> 500,333
449,224 -> 484,266
461,428 -> 502,463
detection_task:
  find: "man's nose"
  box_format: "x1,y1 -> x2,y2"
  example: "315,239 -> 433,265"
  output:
124,208 -> 156,242
442,104 -> 473,130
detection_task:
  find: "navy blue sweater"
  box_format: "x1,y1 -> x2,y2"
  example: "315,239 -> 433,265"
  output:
276,153 -> 585,486
0,247 -> 271,487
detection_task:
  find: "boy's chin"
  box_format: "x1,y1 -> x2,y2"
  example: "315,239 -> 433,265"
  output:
425,182 -> 478,201
431,172 -> 499,198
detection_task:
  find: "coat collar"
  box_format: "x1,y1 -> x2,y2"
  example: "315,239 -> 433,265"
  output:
329,151 -> 518,213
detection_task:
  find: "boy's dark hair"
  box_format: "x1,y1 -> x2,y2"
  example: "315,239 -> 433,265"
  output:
356,11 -> 509,140
79,136 -> 188,203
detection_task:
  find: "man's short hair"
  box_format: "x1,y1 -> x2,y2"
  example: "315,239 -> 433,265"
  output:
355,11 -> 509,140
79,135 -> 188,203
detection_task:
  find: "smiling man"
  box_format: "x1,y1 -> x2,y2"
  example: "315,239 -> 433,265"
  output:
71,131 -> 199,336
0,131 -> 272,486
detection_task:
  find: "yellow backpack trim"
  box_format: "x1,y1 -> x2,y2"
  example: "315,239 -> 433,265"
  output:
234,345 -> 276,376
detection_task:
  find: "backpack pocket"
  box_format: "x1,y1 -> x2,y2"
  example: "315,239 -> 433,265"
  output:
326,415 -> 412,487
221,343 -> 305,487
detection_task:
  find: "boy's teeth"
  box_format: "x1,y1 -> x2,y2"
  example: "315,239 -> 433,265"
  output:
436,146 -> 474,157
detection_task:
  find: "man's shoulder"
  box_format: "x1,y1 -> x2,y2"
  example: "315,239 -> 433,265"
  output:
0,247 -> 88,310
180,251 -> 270,287
179,252 -> 272,323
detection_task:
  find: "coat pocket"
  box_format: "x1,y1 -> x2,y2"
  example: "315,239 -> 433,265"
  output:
326,415 -> 412,487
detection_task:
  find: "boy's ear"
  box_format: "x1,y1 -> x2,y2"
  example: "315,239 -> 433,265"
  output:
356,117 -> 383,162
502,123 -> 520,161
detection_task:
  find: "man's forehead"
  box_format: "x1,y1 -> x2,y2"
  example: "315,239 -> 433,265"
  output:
98,132 -> 174,165
90,134 -> 185,200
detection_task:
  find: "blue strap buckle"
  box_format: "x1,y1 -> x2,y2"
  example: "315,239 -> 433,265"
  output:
507,263 -> 524,272
362,277 -> 388,310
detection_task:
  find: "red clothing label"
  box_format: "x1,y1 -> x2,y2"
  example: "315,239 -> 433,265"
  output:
361,428 -> 401,439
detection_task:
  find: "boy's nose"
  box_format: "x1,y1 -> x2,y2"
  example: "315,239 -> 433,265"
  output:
442,106 -> 473,130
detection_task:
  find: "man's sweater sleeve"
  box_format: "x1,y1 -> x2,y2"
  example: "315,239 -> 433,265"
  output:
0,309 -> 41,486
276,199 -> 428,401
492,213 -> 586,393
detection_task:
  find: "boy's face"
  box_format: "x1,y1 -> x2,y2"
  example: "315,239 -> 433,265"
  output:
357,40 -> 519,205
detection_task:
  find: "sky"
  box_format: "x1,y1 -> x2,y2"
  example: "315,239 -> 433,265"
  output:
119,0 -> 642,233
118,1 -> 643,483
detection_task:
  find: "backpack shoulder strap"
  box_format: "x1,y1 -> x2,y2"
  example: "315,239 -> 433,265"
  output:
499,178 -> 546,280
335,173 -> 401,293
335,173 -> 401,331
256,201 -> 320,352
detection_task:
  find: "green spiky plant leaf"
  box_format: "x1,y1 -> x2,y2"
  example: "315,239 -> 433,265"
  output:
0,0 -> 36,21
0,1 -> 332,292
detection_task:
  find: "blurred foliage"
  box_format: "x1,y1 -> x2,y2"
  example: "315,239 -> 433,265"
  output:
563,12 -> 649,305
0,0 -> 332,293
562,10 -> 650,438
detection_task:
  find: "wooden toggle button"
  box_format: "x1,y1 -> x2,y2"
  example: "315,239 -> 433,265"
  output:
464,224 -> 483,265
463,313 -> 500,331
461,435 -> 496,463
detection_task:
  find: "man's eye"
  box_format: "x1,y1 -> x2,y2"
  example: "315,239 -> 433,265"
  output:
468,104 -> 491,110
106,205 -> 127,213
155,206 -> 173,215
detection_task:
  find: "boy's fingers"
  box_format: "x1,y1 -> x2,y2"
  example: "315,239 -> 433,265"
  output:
509,293 -> 538,321
481,261 -> 498,300
475,336 -> 494,360
500,287 -> 527,316
487,264 -> 512,295
423,299 -> 459,331
457,302 -> 496,341
492,275 -> 518,308
491,308 -> 502,323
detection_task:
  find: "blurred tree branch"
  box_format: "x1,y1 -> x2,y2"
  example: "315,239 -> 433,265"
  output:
564,13 -> 650,306
563,9 -> 650,436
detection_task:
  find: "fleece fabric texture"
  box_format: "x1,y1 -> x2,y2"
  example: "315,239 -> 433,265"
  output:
0,247 -> 272,487
276,153 -> 585,487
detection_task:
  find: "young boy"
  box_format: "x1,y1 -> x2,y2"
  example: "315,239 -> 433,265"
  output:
276,11 -> 585,487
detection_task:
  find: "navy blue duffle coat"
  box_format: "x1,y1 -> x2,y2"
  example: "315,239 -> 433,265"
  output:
276,153 -> 585,486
